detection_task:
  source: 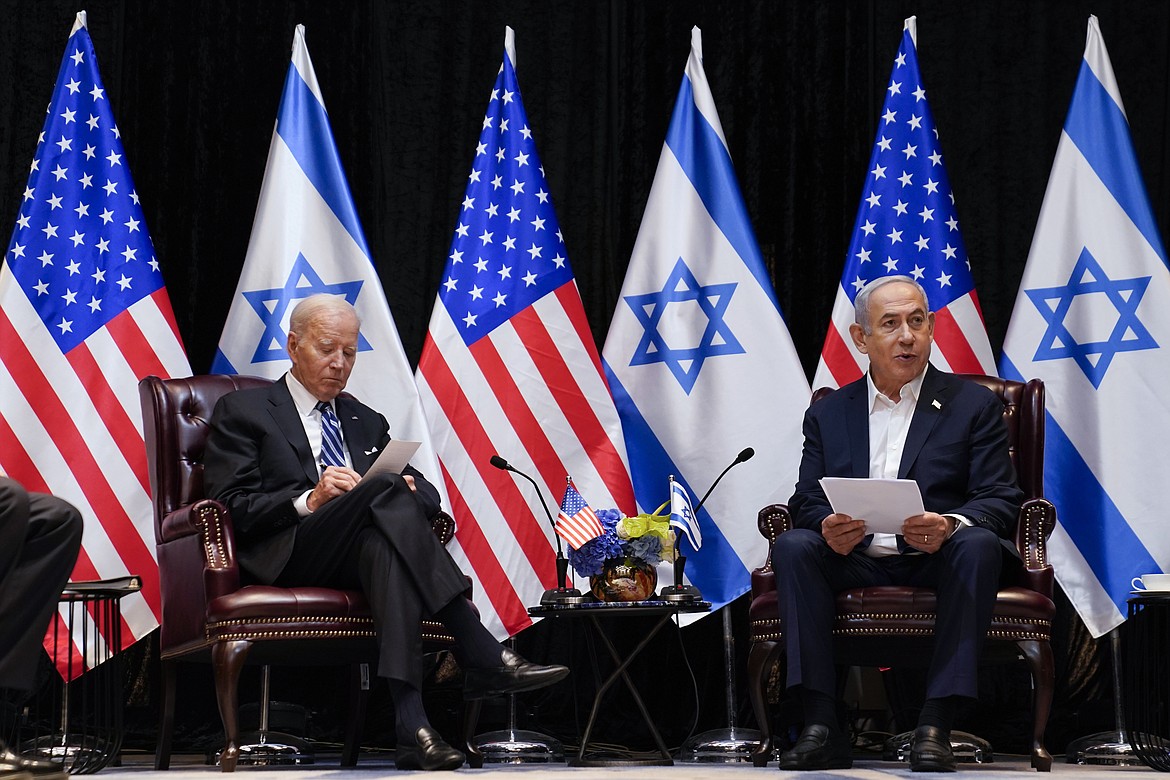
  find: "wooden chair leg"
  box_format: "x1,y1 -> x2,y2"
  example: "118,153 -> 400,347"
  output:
462,699 -> 484,768
210,640 -> 252,772
1018,638 -> 1054,772
341,663 -> 370,767
155,659 -> 177,770
747,640 -> 780,767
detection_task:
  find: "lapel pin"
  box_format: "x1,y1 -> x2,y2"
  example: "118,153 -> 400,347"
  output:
931,399 -> 942,410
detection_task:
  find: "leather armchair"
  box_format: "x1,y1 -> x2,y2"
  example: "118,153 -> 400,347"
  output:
746,375 -> 1056,771
140,374 -> 461,771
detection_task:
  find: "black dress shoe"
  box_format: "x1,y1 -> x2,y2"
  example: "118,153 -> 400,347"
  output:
909,725 -> 956,772
778,723 -> 853,770
463,647 -> 569,700
395,727 -> 465,771
0,741 -> 64,780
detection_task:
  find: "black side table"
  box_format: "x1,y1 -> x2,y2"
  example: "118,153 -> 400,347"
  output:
528,600 -> 710,767
1124,593 -> 1170,770
21,576 -> 140,774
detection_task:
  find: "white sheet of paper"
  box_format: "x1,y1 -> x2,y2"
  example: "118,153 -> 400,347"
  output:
364,440 -> 421,478
818,477 -> 925,535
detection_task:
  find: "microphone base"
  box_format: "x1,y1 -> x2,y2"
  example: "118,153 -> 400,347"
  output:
540,587 -> 587,606
661,584 -> 703,603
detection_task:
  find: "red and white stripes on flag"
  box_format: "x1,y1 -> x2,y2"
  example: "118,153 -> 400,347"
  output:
555,478 -> 605,550
812,17 -> 995,391
0,13 -> 190,677
416,28 -> 634,639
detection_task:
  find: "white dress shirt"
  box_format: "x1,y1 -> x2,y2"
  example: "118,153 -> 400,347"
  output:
285,373 -> 351,515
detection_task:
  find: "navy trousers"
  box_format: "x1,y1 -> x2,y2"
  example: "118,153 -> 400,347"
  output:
772,526 -> 1004,700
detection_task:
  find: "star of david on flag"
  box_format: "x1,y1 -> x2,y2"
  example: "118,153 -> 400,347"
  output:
416,27 -> 634,639
625,258 -> 744,395
0,11 -> 190,677
212,24 -> 446,508
1001,15 -> 1170,638
669,477 -> 701,550
602,26 -> 807,615
813,17 -> 995,391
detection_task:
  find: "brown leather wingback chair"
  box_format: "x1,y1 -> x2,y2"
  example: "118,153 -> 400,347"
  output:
140,374 -> 462,771
746,375 -> 1056,771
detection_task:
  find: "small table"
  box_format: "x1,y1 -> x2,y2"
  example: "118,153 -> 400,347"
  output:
528,599 -> 710,766
22,576 -> 140,774
1124,593 -> 1170,770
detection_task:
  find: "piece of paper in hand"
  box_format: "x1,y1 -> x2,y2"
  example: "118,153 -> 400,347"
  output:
818,477 -> 925,535
365,440 -> 422,478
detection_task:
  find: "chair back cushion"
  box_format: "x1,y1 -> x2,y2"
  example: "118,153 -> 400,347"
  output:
140,374 -> 272,536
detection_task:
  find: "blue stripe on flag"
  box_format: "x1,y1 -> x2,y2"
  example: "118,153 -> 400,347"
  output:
210,348 -> 238,375
275,67 -> 372,259
1000,355 -> 1159,614
665,76 -> 782,318
603,358 -> 751,606
1064,61 -> 1169,268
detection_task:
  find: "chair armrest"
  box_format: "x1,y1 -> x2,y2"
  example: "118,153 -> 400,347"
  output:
431,510 -> 456,545
1013,497 -> 1056,596
755,504 -> 793,573
159,498 -> 240,597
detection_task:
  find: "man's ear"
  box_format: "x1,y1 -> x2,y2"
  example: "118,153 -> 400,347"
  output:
286,331 -> 298,362
849,323 -> 869,354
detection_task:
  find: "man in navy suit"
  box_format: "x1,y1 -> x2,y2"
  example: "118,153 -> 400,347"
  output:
774,276 -> 1022,772
204,295 -> 567,771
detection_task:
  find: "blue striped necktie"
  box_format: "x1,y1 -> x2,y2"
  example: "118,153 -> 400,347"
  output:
316,401 -> 346,469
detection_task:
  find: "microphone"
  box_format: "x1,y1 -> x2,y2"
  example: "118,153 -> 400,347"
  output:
490,455 -> 583,605
693,447 -> 754,516
662,447 -> 755,604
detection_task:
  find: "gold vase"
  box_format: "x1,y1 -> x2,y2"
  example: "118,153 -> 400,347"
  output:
589,556 -> 657,602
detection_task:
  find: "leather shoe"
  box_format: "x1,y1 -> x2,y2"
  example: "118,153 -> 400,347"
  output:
909,725 -> 956,772
0,740 -> 64,780
778,723 -> 852,770
463,647 -> 569,700
395,727 -> 465,771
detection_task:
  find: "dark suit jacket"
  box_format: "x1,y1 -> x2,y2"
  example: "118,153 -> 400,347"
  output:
788,366 -> 1022,547
203,376 -> 440,583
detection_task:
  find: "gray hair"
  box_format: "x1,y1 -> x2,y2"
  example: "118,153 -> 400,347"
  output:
853,275 -> 930,334
288,294 -> 361,336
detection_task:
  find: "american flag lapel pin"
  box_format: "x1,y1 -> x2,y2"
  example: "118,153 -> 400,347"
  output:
932,399 -> 942,410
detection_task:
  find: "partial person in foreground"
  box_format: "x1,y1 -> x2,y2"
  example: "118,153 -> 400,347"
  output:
0,477 -> 83,780
774,276 -> 1022,772
204,294 -> 568,772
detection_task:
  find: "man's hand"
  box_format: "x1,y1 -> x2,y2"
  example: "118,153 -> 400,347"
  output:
902,511 -> 954,554
307,466 -> 362,512
402,474 -> 418,493
821,513 -> 866,555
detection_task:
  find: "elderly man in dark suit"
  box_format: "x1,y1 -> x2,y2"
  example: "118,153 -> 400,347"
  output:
204,294 -> 567,771
774,276 -> 1022,772
0,476 -> 83,780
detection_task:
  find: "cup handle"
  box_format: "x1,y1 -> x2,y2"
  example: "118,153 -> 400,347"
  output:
1134,576 -> 1147,591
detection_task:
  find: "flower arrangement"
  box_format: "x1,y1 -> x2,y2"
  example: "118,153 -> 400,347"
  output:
567,506 -> 677,578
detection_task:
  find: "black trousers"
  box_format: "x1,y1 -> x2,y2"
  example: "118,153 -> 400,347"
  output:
772,526 -> 1004,701
0,477 -> 83,691
274,472 -> 469,687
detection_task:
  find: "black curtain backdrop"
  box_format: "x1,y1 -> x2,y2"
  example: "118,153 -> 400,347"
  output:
2,0 -> 1163,754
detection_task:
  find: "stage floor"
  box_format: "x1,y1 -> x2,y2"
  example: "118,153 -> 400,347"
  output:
101,752 -> 1158,778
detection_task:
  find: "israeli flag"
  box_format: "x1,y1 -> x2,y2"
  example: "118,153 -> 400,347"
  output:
1000,15 -> 1170,638
212,25 -> 446,501
669,478 -> 701,550
602,27 -> 808,612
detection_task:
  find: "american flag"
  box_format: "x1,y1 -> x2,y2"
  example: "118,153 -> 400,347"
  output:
0,13 -> 190,676
556,478 -> 604,550
416,27 -> 635,638
812,17 -> 995,391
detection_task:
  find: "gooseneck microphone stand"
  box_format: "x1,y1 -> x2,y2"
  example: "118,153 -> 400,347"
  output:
673,448 -> 763,762
469,456 -> 572,763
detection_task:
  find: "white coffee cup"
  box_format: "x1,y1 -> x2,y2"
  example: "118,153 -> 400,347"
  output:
1132,574 -> 1170,591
